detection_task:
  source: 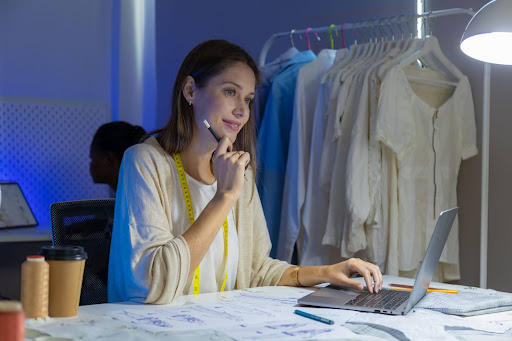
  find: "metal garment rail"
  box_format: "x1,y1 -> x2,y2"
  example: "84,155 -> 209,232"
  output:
259,8 -> 492,289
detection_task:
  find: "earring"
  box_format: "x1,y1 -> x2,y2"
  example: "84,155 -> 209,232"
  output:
188,100 -> 192,106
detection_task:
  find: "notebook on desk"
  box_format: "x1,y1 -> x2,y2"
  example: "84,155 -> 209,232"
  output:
0,182 -> 38,229
298,207 -> 459,316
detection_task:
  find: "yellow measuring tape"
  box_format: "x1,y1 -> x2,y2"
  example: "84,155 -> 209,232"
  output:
172,153 -> 229,295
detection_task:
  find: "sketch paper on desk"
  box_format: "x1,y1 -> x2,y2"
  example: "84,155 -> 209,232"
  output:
465,310 -> 512,330
110,300 -> 283,332
26,313 -> 236,341
221,319 -> 360,340
109,290 -> 359,335
347,307 -> 511,340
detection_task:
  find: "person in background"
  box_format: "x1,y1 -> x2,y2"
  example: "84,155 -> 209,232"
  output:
108,40 -> 382,304
89,121 -> 147,193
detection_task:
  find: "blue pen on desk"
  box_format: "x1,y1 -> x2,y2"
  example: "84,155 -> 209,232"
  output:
294,310 -> 334,325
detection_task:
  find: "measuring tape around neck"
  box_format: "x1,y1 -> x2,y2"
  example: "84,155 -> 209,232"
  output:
172,153 -> 229,295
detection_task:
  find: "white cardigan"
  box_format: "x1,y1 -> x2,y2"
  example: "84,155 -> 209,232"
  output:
108,137 -> 290,304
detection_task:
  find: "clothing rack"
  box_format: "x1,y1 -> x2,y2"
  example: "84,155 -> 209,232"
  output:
259,8 -> 492,289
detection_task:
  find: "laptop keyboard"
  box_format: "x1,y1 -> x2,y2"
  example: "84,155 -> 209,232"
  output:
345,289 -> 410,310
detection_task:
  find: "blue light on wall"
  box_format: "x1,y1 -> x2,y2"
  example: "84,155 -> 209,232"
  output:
0,100 -> 111,226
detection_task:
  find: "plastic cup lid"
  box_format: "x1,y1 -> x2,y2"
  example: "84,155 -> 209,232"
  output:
40,245 -> 88,261
0,301 -> 23,312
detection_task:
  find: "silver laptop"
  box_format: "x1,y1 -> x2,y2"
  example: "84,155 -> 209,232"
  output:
0,182 -> 38,229
298,207 -> 458,315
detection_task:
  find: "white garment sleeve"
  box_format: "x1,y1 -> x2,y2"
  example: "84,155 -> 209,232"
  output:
345,76 -> 371,254
459,77 -> 478,160
375,70 -> 416,156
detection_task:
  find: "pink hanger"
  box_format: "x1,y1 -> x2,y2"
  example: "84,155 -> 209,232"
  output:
340,23 -> 351,48
304,27 -> 320,50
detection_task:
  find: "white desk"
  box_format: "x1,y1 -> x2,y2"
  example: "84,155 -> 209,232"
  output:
25,276 -> 512,340
0,223 -> 52,243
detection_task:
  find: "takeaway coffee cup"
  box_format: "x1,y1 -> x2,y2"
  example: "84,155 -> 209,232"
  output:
40,246 -> 88,317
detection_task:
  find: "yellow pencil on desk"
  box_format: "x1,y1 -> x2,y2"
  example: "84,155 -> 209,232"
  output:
389,283 -> 458,294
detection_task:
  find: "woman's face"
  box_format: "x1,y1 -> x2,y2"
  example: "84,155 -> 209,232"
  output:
191,61 -> 256,146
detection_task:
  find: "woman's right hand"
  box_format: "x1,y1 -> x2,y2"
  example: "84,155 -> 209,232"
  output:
212,137 -> 250,203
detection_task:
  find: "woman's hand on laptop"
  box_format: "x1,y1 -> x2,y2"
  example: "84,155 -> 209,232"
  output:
278,258 -> 383,293
329,258 -> 383,293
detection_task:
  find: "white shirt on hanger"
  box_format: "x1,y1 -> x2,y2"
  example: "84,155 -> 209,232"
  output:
278,49 -> 337,262
320,72 -> 359,253
342,47 -> 402,265
322,43 -> 388,257
363,48 -> 402,271
375,66 -> 477,279
299,49 -> 348,265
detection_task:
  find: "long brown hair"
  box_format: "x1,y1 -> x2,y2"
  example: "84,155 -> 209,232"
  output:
146,40 -> 260,198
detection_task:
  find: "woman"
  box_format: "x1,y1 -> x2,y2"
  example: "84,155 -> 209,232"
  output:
108,40 -> 382,304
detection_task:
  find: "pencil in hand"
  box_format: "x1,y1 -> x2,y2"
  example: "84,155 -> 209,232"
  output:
203,119 -> 248,181
203,119 -> 220,142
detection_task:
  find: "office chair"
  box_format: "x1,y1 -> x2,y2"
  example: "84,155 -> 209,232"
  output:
50,199 -> 115,305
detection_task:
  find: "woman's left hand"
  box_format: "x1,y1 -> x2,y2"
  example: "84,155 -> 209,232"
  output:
326,258 -> 383,293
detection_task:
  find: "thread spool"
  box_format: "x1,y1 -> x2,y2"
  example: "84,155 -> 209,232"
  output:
0,301 -> 25,341
21,255 -> 49,318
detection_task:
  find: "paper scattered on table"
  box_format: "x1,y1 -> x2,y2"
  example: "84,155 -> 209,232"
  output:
222,319 -> 358,340
107,289 -> 359,336
464,310 -> 512,330
25,284 -> 512,341
347,307 -> 511,340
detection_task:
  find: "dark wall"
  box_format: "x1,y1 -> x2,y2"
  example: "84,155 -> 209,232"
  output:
154,0 -> 415,128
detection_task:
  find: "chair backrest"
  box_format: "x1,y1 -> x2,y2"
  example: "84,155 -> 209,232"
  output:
50,199 -> 115,305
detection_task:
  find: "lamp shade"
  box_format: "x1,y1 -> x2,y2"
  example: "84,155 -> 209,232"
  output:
461,0 -> 512,65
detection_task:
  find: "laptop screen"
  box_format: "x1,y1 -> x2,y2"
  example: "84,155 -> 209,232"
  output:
0,182 -> 38,228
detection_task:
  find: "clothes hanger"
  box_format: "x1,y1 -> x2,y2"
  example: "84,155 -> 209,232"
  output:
398,35 -> 462,86
328,24 -> 338,50
377,14 -> 427,79
341,21 -> 380,81
341,23 -> 350,49
362,20 -> 395,70
347,21 -> 374,67
337,23 -> 371,82
364,20 -> 389,63
320,22 -> 358,84
305,27 -> 321,50
382,18 -> 395,42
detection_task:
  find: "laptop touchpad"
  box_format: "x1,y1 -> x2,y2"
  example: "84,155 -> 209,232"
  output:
311,285 -> 361,302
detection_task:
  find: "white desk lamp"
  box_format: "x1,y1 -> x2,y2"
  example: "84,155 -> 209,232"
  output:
461,0 -> 512,65
460,0 -> 512,288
